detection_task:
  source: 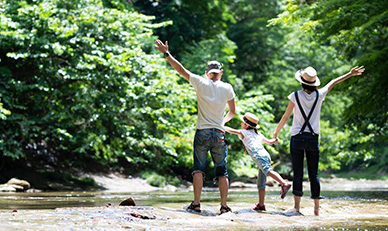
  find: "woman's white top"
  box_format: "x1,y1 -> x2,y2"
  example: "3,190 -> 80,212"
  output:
288,87 -> 329,136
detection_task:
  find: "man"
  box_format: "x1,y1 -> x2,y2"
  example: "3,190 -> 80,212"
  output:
155,40 -> 236,214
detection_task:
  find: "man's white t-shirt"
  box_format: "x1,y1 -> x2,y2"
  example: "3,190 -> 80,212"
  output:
288,87 -> 329,136
189,74 -> 235,132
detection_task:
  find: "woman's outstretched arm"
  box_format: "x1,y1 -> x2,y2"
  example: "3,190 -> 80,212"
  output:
326,66 -> 365,93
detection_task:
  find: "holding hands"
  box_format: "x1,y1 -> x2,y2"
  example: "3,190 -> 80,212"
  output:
264,136 -> 279,145
271,137 -> 279,145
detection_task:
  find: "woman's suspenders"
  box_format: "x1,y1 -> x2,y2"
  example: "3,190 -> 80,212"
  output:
294,90 -> 319,135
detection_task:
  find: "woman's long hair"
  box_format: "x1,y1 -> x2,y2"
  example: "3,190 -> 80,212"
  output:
246,126 -> 258,134
302,83 -> 318,92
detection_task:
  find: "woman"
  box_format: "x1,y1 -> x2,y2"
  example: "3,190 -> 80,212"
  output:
273,66 -> 365,216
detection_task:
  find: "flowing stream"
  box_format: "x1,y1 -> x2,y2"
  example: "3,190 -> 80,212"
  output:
0,182 -> 387,230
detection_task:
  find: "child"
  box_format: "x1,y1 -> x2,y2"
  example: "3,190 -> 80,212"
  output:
224,112 -> 291,211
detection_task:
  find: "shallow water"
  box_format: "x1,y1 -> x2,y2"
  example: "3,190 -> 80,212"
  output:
0,187 -> 387,231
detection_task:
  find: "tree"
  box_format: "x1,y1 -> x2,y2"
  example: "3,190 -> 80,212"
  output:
131,0 -> 229,59
0,0 -> 196,175
226,0 -> 285,91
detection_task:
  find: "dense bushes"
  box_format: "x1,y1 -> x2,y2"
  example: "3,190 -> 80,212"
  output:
0,0 -> 196,174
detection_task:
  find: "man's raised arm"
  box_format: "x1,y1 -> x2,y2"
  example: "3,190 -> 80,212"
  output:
155,40 -> 192,81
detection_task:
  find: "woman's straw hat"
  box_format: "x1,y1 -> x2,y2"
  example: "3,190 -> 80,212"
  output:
239,112 -> 260,128
295,66 -> 320,86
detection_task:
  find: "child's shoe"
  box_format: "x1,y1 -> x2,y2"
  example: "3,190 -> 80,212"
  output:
280,182 -> 291,199
252,204 -> 266,211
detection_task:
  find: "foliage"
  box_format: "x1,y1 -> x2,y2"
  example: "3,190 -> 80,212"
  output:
131,0 -> 230,60
225,0 -> 285,91
180,33 -> 238,88
270,0 -> 388,171
141,171 -> 167,187
0,0 -> 196,174
140,170 -> 181,187
0,99 -> 11,120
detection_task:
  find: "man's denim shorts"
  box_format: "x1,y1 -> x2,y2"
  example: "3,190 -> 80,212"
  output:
192,128 -> 228,179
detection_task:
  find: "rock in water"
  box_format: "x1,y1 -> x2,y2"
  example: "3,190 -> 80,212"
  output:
230,181 -> 245,188
0,185 -> 17,192
119,197 -> 136,206
7,178 -> 30,191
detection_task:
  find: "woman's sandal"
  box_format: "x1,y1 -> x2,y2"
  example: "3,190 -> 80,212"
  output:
220,205 -> 232,214
187,201 -> 201,212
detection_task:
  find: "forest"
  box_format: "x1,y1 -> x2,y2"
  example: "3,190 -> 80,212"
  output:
0,0 -> 387,189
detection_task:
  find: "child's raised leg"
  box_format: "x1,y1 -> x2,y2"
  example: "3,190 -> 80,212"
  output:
267,170 -> 287,185
267,170 -> 291,199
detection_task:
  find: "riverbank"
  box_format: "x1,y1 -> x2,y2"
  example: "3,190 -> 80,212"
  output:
89,172 -> 388,192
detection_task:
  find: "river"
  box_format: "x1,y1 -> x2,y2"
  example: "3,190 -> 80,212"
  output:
0,177 -> 387,230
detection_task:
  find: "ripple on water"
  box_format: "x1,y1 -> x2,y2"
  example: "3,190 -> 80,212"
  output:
0,189 -> 387,230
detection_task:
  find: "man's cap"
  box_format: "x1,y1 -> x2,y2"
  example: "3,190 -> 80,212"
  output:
207,61 -> 222,74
